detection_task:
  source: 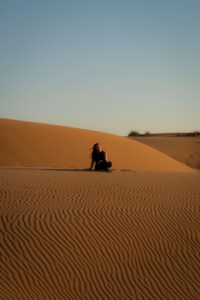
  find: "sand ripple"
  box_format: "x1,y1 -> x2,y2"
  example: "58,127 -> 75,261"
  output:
0,169 -> 200,299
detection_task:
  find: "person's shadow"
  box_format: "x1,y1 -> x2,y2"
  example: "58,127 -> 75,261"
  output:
0,167 -> 92,172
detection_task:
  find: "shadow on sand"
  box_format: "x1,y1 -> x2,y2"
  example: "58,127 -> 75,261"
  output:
0,167 -> 114,173
0,167 -> 89,171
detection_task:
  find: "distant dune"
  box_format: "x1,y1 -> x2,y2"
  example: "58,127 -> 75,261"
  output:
131,135 -> 200,169
0,119 -> 195,172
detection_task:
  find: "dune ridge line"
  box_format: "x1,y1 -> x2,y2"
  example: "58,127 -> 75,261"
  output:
0,118 -> 195,172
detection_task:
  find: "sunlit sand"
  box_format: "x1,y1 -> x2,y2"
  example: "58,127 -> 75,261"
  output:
0,119 -> 199,299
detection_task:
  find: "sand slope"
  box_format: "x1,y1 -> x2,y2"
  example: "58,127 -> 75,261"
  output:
0,119 -> 194,172
131,136 -> 200,170
0,169 -> 200,300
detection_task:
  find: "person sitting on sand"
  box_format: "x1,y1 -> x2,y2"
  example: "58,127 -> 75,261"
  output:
90,143 -> 112,171
90,143 -> 101,170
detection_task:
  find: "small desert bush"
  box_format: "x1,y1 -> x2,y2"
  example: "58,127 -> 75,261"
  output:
144,131 -> 150,136
178,131 -> 200,137
128,130 -> 151,137
128,130 -> 140,137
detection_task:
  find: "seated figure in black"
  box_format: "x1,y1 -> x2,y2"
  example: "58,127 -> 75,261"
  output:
90,143 -> 112,171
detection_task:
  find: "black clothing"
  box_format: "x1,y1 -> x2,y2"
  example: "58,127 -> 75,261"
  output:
99,151 -> 106,160
91,144 -> 112,171
92,150 -> 105,162
92,150 -> 100,162
95,160 -> 112,171
94,151 -> 112,171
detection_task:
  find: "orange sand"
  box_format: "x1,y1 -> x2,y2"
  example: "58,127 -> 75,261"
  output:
0,169 -> 200,299
0,119 -> 195,172
0,119 -> 199,300
131,135 -> 200,170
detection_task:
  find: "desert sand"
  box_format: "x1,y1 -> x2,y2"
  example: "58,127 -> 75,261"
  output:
131,135 -> 200,170
0,119 -> 200,300
0,118 -> 195,172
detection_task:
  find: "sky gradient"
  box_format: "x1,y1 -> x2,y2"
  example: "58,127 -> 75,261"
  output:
1,0 -> 200,135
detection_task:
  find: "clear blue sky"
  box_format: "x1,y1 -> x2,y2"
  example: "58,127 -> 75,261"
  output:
1,0 -> 200,135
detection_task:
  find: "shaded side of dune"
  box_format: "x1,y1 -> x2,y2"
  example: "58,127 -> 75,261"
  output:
131,136 -> 200,170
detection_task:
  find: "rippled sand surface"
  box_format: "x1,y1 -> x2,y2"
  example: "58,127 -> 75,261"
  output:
1,169 -> 199,300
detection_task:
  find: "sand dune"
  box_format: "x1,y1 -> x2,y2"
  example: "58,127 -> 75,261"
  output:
0,119 -> 194,172
0,119 -> 199,299
131,135 -> 200,170
0,168 -> 200,300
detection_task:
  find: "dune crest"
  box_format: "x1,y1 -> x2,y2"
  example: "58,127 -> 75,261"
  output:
0,118 -> 194,172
